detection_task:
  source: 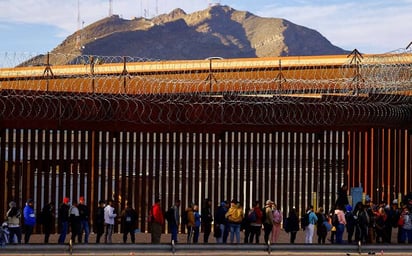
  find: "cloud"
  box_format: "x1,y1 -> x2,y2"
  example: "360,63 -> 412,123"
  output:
1,0 -> 411,53
254,0 -> 412,53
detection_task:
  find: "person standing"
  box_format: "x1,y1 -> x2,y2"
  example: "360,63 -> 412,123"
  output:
193,204 -> 201,243
150,198 -> 164,244
353,201 -> 369,244
271,203 -> 282,243
69,200 -> 81,243
58,197 -> 70,244
121,201 -> 138,243
185,204 -> 195,243
248,201 -> 263,244
334,205 -> 347,244
243,205 -> 252,243
315,207 -> 328,244
201,198 -> 213,243
78,196 -> 90,244
41,202 -> 55,244
95,200 -> 105,243
166,199 -> 180,244
263,200 -> 274,245
7,201 -> 22,244
214,201 -> 228,243
286,207 -> 300,244
304,205 -> 318,244
399,205 -> 412,243
225,199 -> 244,244
345,205 -> 355,244
23,199 -> 36,244
104,199 -> 117,243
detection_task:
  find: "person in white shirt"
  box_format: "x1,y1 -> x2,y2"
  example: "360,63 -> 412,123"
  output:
104,199 -> 117,243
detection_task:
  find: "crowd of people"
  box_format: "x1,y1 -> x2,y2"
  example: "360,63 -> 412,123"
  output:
3,196 -> 137,245
3,188 -> 412,245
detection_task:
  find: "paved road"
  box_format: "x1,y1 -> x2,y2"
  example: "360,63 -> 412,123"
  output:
1,232 -> 412,255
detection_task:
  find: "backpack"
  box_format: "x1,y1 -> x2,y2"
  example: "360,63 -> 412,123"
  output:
124,209 -> 135,223
301,213 -> 310,229
181,210 -> 188,225
165,207 -> 175,223
248,210 -> 257,222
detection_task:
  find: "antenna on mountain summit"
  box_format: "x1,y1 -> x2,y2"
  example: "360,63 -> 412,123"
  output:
109,0 -> 113,16
208,0 -> 221,7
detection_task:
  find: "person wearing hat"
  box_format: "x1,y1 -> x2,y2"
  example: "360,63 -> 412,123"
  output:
58,197 -> 70,244
263,200 -> 274,245
7,201 -> 21,244
78,196 -> 90,243
23,198 -> 36,244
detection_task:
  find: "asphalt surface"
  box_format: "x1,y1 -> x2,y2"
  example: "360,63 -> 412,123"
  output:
1,232 -> 412,255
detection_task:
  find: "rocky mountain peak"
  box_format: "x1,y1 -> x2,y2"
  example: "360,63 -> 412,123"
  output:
44,5 -> 347,64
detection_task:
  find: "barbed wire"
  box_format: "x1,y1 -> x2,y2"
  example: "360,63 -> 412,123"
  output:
0,49 -> 411,128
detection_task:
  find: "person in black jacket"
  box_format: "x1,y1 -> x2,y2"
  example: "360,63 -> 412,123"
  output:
78,196 -> 90,244
286,207 -> 300,244
41,202 -> 55,244
95,200 -> 105,243
201,198 -> 213,243
58,197 -> 70,244
121,201 -> 138,243
214,201 -> 228,243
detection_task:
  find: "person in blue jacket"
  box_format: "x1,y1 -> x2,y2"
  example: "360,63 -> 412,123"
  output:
23,199 -> 36,244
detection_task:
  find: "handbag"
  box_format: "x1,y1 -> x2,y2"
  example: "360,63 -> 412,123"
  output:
323,221 -> 332,232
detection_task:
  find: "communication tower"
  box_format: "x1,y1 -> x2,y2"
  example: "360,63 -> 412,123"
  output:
208,0 -> 221,7
109,0 -> 113,16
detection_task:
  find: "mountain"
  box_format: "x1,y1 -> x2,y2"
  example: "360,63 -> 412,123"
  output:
47,5 -> 348,64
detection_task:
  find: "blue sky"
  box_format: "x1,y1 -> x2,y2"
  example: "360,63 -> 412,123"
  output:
0,0 -> 411,65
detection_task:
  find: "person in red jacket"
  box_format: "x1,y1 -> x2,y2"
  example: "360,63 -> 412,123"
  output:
249,201 -> 263,244
150,198 -> 164,244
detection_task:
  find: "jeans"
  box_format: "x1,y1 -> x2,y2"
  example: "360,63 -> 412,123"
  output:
8,226 -> 21,244
193,226 -> 200,243
24,225 -> 33,244
229,223 -> 241,244
400,228 -> 412,243
336,223 -> 345,244
58,221 -> 68,244
169,223 -> 178,242
79,220 -> 89,243
305,224 -> 315,243
105,224 -> 114,243
215,224 -> 225,243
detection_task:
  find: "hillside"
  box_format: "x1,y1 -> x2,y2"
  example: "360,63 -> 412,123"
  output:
46,4 -> 347,64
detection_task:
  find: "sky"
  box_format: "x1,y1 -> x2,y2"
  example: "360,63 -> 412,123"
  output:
0,0 -> 412,66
